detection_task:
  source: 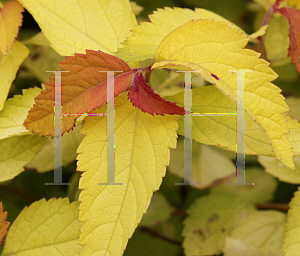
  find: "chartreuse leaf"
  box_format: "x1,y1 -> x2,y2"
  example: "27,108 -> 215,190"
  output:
24,50 -> 133,137
0,87 -> 41,140
23,45 -> 64,82
124,228 -> 181,256
152,19 -> 295,170
0,202 -> 9,245
77,92 -> 179,255
0,41 -> 29,111
278,6 -> 300,74
166,87 -> 300,158
1,198 -> 82,256
168,136 -> 235,190
0,0 -> 23,55
182,193 -> 255,256
18,0 -> 137,56
0,134 -> 47,182
26,123 -> 83,173
117,7 -> 264,63
22,31 -> 50,46
129,1 -> 143,16
264,14 -> 290,67
211,167 -> 278,203
139,192 -> 173,227
284,186 -> 300,255
226,211 -> 286,256
223,237 -> 264,256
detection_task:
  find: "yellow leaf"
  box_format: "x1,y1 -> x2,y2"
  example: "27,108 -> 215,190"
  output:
167,87 -> 300,159
0,87 -> 42,140
249,24 -> 268,39
152,19 -> 294,170
1,198 -> 83,256
0,41 -> 29,111
284,186 -> 300,255
18,0 -> 137,56
0,134 -> 47,182
0,0 -> 24,55
258,96 -> 300,183
117,7 -> 255,62
77,92 -> 179,255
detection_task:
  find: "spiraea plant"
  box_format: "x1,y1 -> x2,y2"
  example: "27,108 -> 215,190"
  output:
0,0 -> 300,255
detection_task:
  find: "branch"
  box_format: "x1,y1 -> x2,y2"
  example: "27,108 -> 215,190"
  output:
255,203 -> 290,212
0,185 -> 39,202
140,227 -> 182,246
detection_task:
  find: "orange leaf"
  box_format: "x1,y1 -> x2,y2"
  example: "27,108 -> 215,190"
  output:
24,50 -> 133,137
277,7 -> 300,74
0,202 -> 9,245
128,72 -> 186,115
0,0 -> 24,55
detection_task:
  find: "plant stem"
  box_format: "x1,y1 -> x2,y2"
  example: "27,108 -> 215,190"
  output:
140,227 -> 182,246
0,185 -> 39,202
255,203 -> 290,212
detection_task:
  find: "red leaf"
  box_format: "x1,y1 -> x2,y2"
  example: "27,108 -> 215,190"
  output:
24,50 -> 133,137
128,72 -> 186,116
0,202 -> 9,245
277,7 -> 300,74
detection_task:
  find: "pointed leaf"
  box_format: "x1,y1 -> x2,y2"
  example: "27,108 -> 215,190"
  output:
0,202 -> 9,245
0,41 -> 29,111
182,193 -> 255,256
24,50 -> 133,137
277,7 -> 300,74
0,87 -> 42,140
117,7 -> 259,62
1,198 -> 82,256
128,72 -> 185,115
0,0 -> 24,55
0,134 -> 47,182
117,7 -> 253,62
152,19 -> 294,169
284,186 -> 300,255
167,87 -> 300,158
77,92 -> 179,255
18,0 -> 137,56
